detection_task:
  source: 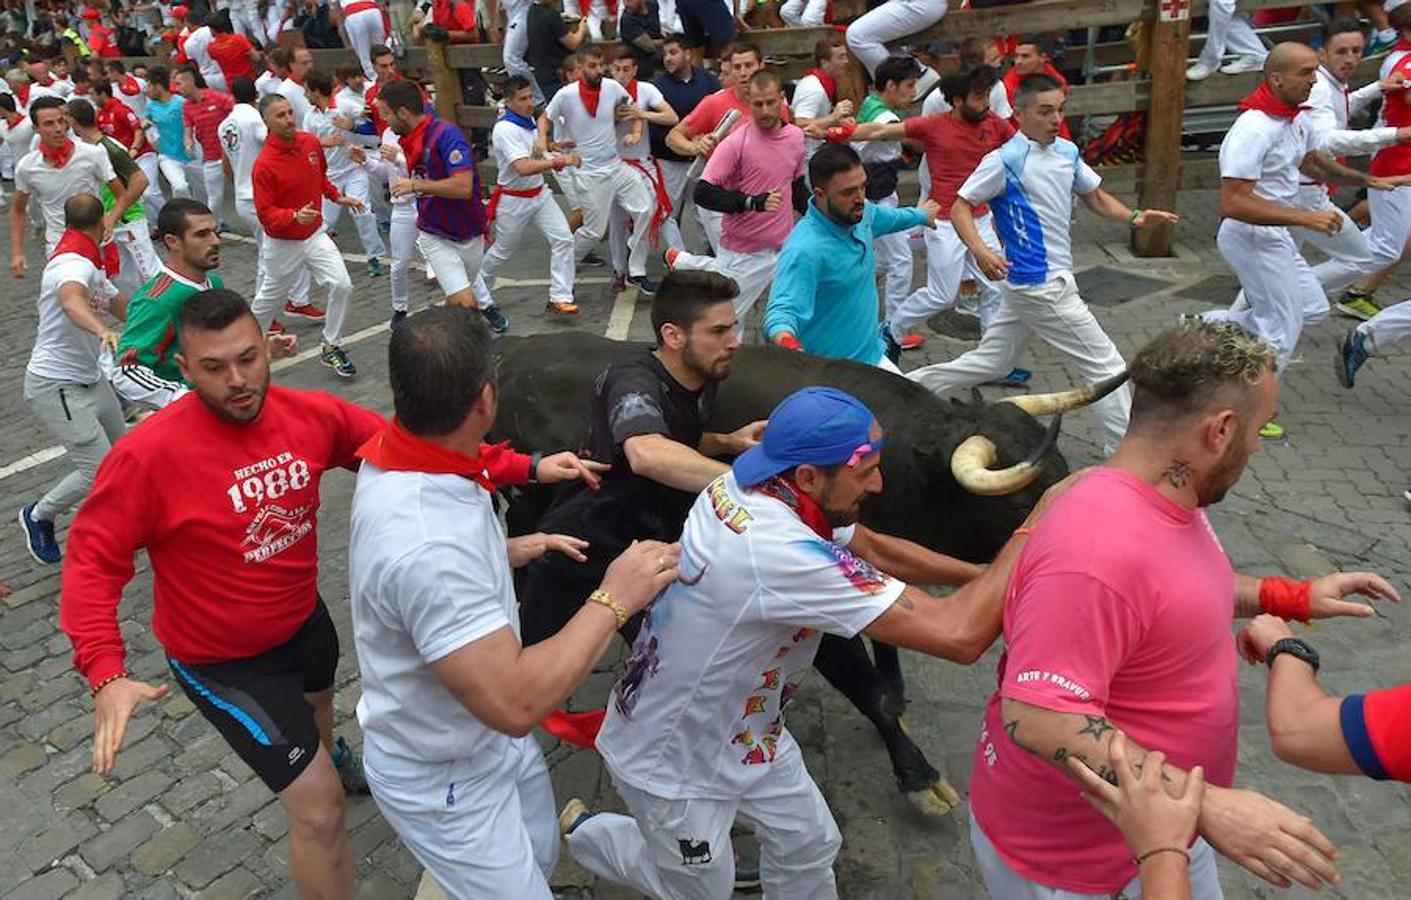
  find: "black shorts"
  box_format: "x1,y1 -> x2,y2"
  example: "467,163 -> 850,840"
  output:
168,597 -> 340,794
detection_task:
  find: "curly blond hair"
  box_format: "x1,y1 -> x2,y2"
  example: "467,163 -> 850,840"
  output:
1128,321 -> 1275,428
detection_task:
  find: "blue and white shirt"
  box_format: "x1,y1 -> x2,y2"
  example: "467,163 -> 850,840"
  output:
957,134 -> 1101,286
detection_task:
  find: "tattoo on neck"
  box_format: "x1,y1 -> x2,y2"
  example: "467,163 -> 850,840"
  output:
1164,459 -> 1194,489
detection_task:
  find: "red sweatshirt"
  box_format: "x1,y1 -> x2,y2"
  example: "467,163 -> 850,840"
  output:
253,130 -> 341,240
60,385 -> 537,691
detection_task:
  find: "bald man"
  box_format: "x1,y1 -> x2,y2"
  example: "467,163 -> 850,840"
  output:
1201,43 -> 1408,439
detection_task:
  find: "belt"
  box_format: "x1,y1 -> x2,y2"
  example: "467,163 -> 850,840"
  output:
624,157 -> 673,246
484,184 -> 543,246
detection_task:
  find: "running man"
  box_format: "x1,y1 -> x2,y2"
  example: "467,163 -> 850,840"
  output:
304,69 -> 387,277
358,111 -> 419,328
174,65 -> 234,231
142,67 -> 193,220
609,48 -> 679,294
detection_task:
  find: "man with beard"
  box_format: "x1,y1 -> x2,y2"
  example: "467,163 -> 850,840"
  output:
650,34 -> 718,253
970,321 -> 1398,898
563,385 -> 1067,898
60,289 -> 385,900
517,270 -> 767,645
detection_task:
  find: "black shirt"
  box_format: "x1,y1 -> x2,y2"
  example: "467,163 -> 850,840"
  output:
650,65 -> 720,162
526,4 -> 571,97
618,1 -> 663,80
538,349 -> 716,553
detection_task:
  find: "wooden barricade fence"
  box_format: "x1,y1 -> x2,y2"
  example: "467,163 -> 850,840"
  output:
117,0 -> 1359,257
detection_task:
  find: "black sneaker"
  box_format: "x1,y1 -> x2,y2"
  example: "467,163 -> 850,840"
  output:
320,344 -> 357,378
331,736 -> 369,795
18,503 -> 60,564
628,274 -> 660,297
579,250 -> 606,268
390,309 -> 408,331
481,304 -> 510,335
881,321 -> 902,365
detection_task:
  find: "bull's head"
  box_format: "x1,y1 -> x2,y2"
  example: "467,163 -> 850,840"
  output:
949,373 -> 1128,496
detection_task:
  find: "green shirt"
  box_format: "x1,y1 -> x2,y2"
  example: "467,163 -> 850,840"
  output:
116,268 -> 224,383
98,137 -> 144,225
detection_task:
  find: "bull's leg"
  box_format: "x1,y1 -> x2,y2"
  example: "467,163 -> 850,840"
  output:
870,640 -> 906,717
812,635 -> 962,817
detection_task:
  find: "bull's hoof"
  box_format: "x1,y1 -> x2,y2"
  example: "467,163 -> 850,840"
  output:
905,778 -> 963,818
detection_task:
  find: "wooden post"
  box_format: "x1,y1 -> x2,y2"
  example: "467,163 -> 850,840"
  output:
424,37 -> 460,122
1132,0 -> 1190,257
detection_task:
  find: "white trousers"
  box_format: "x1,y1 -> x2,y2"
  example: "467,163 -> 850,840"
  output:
1196,0 -> 1268,68
1206,219 -> 1321,370
908,272 -> 1132,450
891,216 -> 1002,341
569,748 -> 842,900
387,204 -> 418,312
1359,300 -> 1411,354
135,152 -> 165,226
1310,185 -> 1411,299
323,169 -> 386,258
503,6 -> 538,104
231,6 -> 266,43
610,162 -> 667,277
365,736 -> 558,900
253,231 -> 352,345
1237,186 -> 1370,311
657,158 -> 694,252
970,811 -> 1224,900
238,197 -> 310,305
112,363 -> 188,409
475,190 -> 576,306
699,206 -> 723,254
874,193 -> 913,318
576,164 -> 653,278
781,0 -> 828,26
343,8 -> 387,80
199,158 -> 225,226
418,231 -> 489,307
112,219 -> 162,297
673,245 -> 778,318
846,0 -> 948,75
156,154 -> 191,203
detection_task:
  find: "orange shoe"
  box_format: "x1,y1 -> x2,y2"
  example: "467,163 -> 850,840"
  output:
284,300 -> 326,319
547,300 -> 579,315
901,334 -> 925,351
664,248 -> 681,269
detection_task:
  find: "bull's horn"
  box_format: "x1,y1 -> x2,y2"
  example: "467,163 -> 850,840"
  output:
1000,372 -> 1129,417
951,413 -> 1063,497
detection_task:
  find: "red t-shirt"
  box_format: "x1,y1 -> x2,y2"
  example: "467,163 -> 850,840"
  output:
432,0 -> 476,31
682,88 -> 791,138
1342,684 -> 1411,782
182,89 -> 236,161
208,32 -> 256,84
98,96 -> 146,155
59,386 -> 384,688
969,467 -> 1239,894
1372,47 -> 1411,176
905,112 -> 1014,216
1003,63 -> 1072,141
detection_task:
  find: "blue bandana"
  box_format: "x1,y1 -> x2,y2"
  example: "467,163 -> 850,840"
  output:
503,109 -> 536,130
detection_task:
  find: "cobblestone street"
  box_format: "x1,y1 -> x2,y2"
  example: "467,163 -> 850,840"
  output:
0,183 -> 1409,899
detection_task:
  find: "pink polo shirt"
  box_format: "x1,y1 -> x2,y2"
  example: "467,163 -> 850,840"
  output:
701,118 -> 805,254
969,466 -> 1239,894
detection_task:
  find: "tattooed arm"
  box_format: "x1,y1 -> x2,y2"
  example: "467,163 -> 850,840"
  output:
999,698 -> 1340,889
1298,150 -> 1406,189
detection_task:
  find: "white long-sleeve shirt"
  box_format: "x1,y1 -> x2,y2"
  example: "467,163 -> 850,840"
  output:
1308,65 -> 1398,158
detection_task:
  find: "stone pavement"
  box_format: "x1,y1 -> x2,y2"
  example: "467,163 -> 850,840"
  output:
0,182 -> 1408,900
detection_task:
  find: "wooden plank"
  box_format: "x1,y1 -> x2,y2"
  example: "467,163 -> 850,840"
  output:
889,0 -> 1150,47
1097,156 -> 1220,192
1133,14 -> 1189,257
1066,79 -> 1146,116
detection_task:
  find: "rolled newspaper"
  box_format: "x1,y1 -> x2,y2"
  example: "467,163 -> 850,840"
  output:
684,108 -> 741,181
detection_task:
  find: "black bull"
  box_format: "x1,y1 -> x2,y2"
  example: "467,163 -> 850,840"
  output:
489,333 -> 1070,813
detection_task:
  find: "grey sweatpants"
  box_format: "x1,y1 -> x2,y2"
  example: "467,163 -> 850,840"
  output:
24,371 -> 126,522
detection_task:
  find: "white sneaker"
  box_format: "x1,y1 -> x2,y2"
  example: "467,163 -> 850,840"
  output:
1220,55 -> 1265,75
913,65 -> 941,103
1186,60 -> 1217,81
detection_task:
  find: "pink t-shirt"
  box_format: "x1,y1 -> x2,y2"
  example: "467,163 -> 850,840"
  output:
701,119 -> 805,254
969,467 -> 1239,894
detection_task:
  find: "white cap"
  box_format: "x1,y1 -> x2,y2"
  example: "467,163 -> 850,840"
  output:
1388,0 -> 1408,14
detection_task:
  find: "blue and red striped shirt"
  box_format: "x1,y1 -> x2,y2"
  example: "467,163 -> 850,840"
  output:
403,115 -> 486,243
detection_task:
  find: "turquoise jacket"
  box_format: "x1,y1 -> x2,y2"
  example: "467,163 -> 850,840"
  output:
764,199 -> 928,365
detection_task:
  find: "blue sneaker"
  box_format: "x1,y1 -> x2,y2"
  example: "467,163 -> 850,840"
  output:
881,321 -> 902,364
992,368 -> 1032,387
480,304 -> 510,335
1337,329 -> 1368,388
1366,32 -> 1398,58
628,274 -> 660,297
18,503 -> 60,564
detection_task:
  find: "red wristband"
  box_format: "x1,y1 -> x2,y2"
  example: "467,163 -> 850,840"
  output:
1259,577 -> 1312,622
551,155 -> 566,171
825,121 -> 857,143
776,333 -> 802,351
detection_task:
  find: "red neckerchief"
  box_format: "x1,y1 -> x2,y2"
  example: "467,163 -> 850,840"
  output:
35,74 -> 53,87
806,67 -> 837,103
751,475 -> 833,539
16,83 -> 28,107
624,78 -> 638,102
578,76 -> 601,117
356,416 -> 507,493
578,0 -> 617,14
1239,81 -> 1310,120
50,228 -> 103,268
39,137 -> 75,168
118,75 -> 141,96
1395,37 -> 1411,53
396,115 -> 433,174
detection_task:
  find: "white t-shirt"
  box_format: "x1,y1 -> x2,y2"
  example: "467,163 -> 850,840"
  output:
303,105 -> 356,182
2,116 -> 34,161
959,134 -> 1101,284
254,70 -> 283,99
616,80 -> 664,162
492,118 -> 542,190
596,471 -> 902,800
15,141 -> 118,251
114,77 -> 148,119
28,251 -> 117,384
792,72 -> 832,162
218,103 -> 266,203
854,106 -> 900,166
350,463 -> 523,764
183,26 -> 223,85
1218,108 -> 1317,206
277,78 -> 313,129
48,76 -> 74,99
544,77 -> 631,174
361,127 -> 414,207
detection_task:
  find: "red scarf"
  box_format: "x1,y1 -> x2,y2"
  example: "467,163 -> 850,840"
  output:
806,67 -> 837,103
578,76 -> 601,117
1395,37 -> 1411,53
356,416 -> 512,492
1238,81 -> 1309,120
397,115 -> 433,173
752,475 -> 833,539
15,83 -> 28,107
39,137 -> 75,169
49,228 -> 103,268
118,74 -> 141,96
624,78 -> 638,102
578,0 -> 617,15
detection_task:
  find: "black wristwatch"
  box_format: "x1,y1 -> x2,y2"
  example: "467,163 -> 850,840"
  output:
527,451 -> 543,483
1266,637 -> 1320,673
